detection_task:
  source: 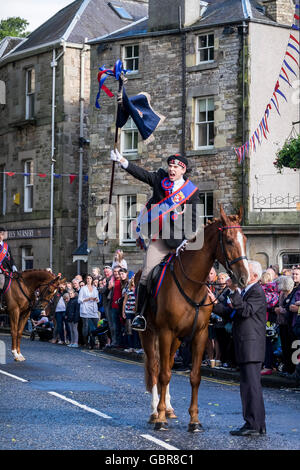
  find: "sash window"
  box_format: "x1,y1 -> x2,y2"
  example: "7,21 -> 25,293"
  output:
199,191 -> 213,224
24,160 -> 33,213
119,194 -> 137,245
123,44 -> 139,73
195,97 -> 214,149
121,117 -> 138,155
25,68 -> 35,120
22,246 -> 33,270
197,33 -> 214,64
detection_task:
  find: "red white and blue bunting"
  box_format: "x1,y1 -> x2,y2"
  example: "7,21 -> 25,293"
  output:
234,3 -> 300,163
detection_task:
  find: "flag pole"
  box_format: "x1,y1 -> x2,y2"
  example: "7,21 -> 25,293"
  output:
104,72 -> 124,245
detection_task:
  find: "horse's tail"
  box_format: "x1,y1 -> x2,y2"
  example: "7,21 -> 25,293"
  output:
140,330 -> 160,393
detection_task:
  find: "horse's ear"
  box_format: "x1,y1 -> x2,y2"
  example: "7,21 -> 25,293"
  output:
219,204 -> 228,225
237,206 -> 243,223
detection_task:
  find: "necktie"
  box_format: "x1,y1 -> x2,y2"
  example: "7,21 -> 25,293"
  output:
241,289 -> 246,297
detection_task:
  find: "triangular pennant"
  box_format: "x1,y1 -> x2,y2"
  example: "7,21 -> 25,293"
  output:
69,175 -> 76,184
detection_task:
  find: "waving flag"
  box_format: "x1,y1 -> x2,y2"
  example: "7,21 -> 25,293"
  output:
116,87 -> 165,142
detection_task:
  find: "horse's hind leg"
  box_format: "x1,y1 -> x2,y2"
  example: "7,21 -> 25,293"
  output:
139,330 -> 160,424
188,328 -> 208,433
155,330 -> 173,430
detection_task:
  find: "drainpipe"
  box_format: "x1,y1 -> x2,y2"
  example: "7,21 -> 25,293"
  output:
179,6 -> 186,157
77,42 -> 88,275
50,44 -> 65,272
241,21 -> 248,224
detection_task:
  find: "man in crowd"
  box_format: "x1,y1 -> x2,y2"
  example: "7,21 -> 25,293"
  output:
208,260 -> 267,436
0,227 -> 18,309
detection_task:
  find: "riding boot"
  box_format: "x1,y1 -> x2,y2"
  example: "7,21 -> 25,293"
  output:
132,284 -> 148,331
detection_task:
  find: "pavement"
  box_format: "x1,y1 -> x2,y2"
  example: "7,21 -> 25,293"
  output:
1,326 -> 299,389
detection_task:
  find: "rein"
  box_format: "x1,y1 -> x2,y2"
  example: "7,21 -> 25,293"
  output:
167,224 -> 247,342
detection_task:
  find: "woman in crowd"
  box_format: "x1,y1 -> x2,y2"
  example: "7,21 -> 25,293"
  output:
108,267 -> 123,348
65,289 -> 80,348
112,249 -> 127,270
275,275 -> 296,374
122,276 -> 139,352
78,274 -> 99,348
260,271 -> 279,375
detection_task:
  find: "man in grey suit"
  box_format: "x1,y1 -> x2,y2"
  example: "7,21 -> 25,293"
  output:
209,260 -> 267,436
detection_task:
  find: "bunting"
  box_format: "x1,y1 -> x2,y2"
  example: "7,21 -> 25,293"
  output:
1,171 -> 89,182
234,3 -> 300,163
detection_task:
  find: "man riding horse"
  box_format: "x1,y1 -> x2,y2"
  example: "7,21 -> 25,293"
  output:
0,227 -> 18,310
110,149 -> 201,331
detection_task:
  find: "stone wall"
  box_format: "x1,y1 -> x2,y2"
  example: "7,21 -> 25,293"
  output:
0,45 -> 90,279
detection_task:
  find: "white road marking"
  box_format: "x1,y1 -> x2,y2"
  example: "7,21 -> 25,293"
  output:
48,391 -> 112,419
141,434 -> 179,450
0,369 -> 28,382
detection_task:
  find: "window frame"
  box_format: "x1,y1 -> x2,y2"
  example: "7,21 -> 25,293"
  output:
280,252 -> 300,270
0,166 -> 6,216
120,117 -> 139,156
21,246 -> 34,271
24,160 -> 33,213
119,194 -> 137,246
198,191 -> 214,225
197,33 -> 214,64
25,68 -> 35,120
122,44 -> 139,73
195,97 -> 214,149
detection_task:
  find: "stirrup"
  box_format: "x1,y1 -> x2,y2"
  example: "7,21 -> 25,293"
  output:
132,314 -> 147,332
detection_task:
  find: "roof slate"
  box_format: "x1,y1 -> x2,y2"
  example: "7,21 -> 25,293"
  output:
8,0 -> 148,56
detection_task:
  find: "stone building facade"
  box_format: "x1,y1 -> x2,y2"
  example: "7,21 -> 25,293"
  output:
0,0 -> 148,278
88,0 -> 299,273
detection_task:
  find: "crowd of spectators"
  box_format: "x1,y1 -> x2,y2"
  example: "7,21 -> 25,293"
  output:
29,249 -> 143,353
184,263 -> 300,383
28,250 -> 300,384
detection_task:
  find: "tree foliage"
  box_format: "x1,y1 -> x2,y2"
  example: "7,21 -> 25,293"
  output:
0,17 -> 30,40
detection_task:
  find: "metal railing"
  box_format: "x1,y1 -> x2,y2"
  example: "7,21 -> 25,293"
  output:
252,193 -> 300,210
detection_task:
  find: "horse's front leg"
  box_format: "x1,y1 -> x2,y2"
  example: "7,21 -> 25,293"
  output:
165,337 -> 181,419
139,329 -> 160,424
16,311 -> 31,361
155,329 -> 173,431
9,308 -> 20,361
188,327 -> 208,433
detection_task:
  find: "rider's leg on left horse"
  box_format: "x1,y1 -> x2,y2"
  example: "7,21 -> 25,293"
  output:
132,239 -> 170,332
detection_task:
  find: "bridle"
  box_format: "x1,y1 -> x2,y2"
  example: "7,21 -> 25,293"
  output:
218,225 -> 248,279
6,271 -> 59,310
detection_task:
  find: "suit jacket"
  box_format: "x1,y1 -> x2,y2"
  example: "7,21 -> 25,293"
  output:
214,282 -> 267,364
125,162 -> 200,249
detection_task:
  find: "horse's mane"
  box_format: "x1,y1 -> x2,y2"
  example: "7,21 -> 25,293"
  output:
21,269 -> 56,278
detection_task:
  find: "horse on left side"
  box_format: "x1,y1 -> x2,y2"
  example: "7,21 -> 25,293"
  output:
3,269 -> 62,361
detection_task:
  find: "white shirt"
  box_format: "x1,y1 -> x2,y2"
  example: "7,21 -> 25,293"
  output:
173,177 -> 185,192
78,285 -> 99,318
55,296 -> 66,312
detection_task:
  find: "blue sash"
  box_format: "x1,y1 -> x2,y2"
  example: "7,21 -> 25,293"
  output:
136,179 -> 198,245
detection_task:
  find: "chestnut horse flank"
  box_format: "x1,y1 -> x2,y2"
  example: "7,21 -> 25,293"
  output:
138,205 -> 250,432
4,269 -> 61,361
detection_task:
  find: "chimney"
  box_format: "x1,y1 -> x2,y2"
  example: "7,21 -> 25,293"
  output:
148,0 -> 204,32
260,0 -> 295,25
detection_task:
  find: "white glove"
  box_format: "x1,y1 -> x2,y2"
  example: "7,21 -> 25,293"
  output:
12,265 -> 18,272
110,149 -> 128,169
176,239 -> 188,257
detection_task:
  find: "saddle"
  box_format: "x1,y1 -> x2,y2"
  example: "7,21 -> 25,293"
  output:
146,253 -> 175,299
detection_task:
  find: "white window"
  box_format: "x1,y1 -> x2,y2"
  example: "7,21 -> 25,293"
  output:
195,97 -> 214,149
121,117 -> 138,155
0,80 -> 6,105
0,166 -> 6,215
199,191 -> 213,224
109,2 -> 133,20
123,44 -> 139,73
119,194 -> 137,245
22,246 -> 33,270
197,33 -> 214,64
24,160 -> 33,212
25,68 -> 35,119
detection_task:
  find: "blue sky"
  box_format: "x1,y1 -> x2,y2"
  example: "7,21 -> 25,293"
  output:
1,0 -> 73,32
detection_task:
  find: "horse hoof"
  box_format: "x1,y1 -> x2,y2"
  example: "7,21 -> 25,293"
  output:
148,413 -> 159,424
188,423 -> 204,433
154,421 -> 168,431
166,409 -> 177,419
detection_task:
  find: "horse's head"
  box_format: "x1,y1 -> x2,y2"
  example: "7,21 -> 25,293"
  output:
37,273 -> 65,308
215,205 -> 250,288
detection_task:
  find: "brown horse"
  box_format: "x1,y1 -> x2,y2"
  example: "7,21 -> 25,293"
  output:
139,205 -> 250,432
3,269 -> 62,361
